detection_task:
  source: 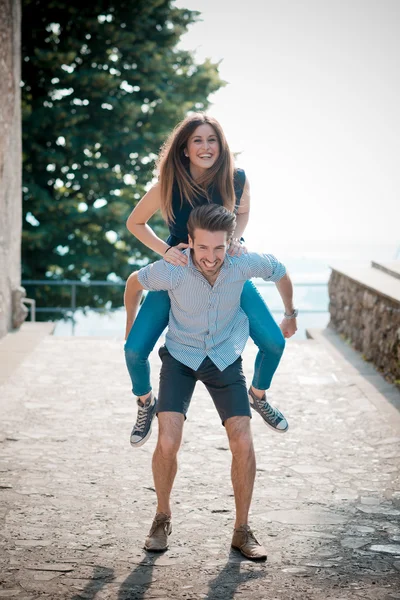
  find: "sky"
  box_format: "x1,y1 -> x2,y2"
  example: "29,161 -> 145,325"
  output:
174,0 -> 400,252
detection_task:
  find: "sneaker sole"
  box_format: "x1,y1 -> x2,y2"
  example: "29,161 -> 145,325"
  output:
231,544 -> 267,561
130,423 -> 153,448
249,400 -> 289,434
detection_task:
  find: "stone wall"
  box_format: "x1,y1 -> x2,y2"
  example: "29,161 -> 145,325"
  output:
328,269 -> 400,386
0,0 -> 26,337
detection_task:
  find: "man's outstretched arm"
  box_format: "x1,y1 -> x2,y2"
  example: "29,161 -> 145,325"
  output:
275,273 -> 297,339
124,272 -> 145,340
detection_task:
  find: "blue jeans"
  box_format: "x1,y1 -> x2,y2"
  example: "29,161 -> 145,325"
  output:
124,280 -> 285,396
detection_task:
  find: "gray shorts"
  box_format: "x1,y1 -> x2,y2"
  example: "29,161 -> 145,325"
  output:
157,346 -> 251,425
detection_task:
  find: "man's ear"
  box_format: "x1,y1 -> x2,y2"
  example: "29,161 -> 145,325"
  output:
188,235 -> 194,248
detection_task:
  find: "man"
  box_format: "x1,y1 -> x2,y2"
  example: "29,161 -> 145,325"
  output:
124,204 -> 297,559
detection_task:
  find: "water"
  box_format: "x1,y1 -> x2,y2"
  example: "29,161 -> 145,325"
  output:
52,240 -> 398,340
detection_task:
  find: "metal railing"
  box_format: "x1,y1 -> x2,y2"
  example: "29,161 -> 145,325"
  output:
21,279 -> 329,322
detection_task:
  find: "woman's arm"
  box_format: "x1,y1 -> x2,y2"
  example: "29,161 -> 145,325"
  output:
124,272 -> 145,340
126,183 -> 188,266
126,184 -> 170,256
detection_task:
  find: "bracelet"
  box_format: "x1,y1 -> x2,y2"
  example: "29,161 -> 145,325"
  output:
284,308 -> 298,319
230,237 -> 241,245
164,246 -> 172,255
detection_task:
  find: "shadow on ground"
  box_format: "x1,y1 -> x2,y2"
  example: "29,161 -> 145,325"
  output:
70,565 -> 114,600
117,553 -> 160,600
205,550 -> 266,599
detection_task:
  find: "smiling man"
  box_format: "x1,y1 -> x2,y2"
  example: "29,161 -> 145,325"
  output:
124,204 -> 297,560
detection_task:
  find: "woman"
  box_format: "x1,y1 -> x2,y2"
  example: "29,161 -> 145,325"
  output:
125,113 -> 292,447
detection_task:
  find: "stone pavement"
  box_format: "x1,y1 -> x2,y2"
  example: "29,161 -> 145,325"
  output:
0,327 -> 400,600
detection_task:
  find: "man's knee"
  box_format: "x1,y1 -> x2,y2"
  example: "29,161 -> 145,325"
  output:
156,432 -> 181,459
155,413 -> 184,458
225,417 -> 253,455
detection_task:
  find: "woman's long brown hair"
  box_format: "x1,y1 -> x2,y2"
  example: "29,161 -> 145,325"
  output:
156,113 -> 236,223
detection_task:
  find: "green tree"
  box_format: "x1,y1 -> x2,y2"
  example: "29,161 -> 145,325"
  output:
21,0 -> 223,314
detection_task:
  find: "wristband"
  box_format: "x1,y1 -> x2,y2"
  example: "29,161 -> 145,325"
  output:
164,246 -> 172,255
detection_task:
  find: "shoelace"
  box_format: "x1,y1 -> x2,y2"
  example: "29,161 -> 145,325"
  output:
241,526 -> 261,547
150,518 -> 169,537
134,404 -> 149,432
258,399 -> 281,424
247,530 -> 261,546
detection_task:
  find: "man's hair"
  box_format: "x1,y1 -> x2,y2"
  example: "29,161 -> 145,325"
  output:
187,204 -> 236,241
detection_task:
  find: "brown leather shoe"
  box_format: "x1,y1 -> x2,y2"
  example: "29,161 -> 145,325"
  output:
144,513 -> 172,552
231,524 -> 267,560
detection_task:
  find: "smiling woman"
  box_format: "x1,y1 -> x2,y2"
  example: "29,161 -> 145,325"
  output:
184,124 -> 220,175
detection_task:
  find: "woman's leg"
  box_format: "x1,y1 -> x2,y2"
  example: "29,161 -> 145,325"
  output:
240,280 -> 285,391
124,290 -> 170,397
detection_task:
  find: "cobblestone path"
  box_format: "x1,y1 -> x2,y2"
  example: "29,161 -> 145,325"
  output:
0,333 -> 399,599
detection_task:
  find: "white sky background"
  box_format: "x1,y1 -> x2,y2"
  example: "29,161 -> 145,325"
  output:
174,0 -> 400,253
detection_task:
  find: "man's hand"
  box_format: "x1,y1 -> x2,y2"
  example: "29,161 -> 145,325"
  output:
280,317 -> 297,339
163,243 -> 189,266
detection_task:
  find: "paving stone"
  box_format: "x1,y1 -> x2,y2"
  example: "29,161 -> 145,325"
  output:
369,545 -> 400,555
1,335 -> 399,599
289,464 -> 333,475
262,509 -> 348,525
360,496 -> 380,505
281,566 -> 313,576
357,506 -> 400,516
25,563 -> 75,572
341,537 -> 372,549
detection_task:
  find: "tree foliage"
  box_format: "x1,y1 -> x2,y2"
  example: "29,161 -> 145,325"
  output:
21,0 -> 223,312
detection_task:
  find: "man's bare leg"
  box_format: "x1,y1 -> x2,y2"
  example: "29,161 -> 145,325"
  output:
152,412 -> 185,516
145,412 -> 184,551
225,415 -> 267,560
225,416 -> 256,527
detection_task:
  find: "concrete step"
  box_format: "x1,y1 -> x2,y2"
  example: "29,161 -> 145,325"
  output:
371,260 -> 400,280
329,262 -> 400,303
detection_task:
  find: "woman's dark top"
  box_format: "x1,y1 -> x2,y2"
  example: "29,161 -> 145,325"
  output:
166,168 -> 246,246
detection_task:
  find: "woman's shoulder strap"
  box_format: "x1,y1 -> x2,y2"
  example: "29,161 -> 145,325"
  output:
233,168 -> 246,207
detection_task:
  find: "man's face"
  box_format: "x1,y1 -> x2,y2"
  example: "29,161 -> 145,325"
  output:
188,229 -> 229,277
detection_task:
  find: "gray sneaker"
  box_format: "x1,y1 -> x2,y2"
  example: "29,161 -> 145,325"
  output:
248,387 -> 289,433
144,513 -> 172,552
130,393 -> 157,447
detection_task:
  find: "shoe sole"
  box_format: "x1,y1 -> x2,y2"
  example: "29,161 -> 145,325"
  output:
144,544 -> 168,552
249,398 -> 289,434
231,544 -> 267,561
130,423 -> 153,448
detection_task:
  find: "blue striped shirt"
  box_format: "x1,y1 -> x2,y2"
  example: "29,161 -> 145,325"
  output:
137,250 -> 286,372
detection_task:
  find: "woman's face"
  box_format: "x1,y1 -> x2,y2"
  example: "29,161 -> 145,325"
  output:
185,124 -> 220,175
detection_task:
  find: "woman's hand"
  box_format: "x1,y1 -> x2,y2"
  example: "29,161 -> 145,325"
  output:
228,238 -> 247,257
163,243 -> 189,266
